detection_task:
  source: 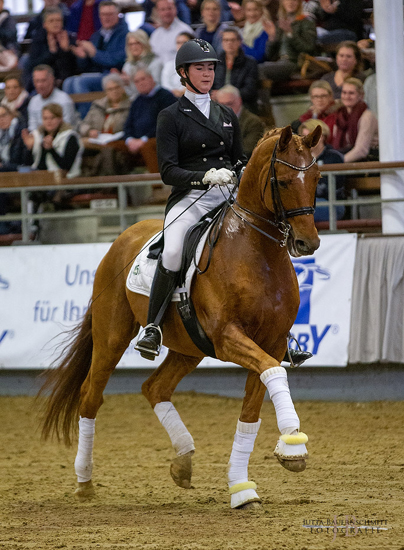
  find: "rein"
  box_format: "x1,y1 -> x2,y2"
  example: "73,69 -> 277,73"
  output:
232,139 -> 317,247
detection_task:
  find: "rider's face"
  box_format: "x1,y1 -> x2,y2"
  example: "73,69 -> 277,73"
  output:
185,62 -> 215,94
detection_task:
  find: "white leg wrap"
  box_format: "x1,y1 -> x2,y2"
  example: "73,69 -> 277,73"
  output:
228,419 -> 261,508
154,402 -> 195,456
260,367 -> 300,435
74,417 -> 95,483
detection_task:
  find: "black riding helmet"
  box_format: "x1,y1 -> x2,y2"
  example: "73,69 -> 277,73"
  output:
175,38 -> 219,94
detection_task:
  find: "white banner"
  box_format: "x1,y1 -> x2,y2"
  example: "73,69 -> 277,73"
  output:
0,234 -> 356,369
290,233 -> 357,366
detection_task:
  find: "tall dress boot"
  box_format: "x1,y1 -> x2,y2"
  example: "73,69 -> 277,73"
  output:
135,257 -> 179,360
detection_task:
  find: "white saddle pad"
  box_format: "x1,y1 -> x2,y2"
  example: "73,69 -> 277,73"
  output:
126,230 -> 210,301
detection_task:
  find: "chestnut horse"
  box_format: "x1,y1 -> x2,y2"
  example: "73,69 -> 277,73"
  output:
40,125 -> 322,509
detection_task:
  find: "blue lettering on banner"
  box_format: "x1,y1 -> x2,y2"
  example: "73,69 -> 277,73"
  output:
291,325 -> 332,354
0,274 -> 9,290
0,330 -> 10,344
33,301 -> 59,322
63,300 -> 88,322
65,265 -> 96,286
292,258 -> 330,324
291,258 -> 333,356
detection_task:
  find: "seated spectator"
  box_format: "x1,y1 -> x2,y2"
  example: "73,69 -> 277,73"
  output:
143,0 -> 192,27
0,0 -> 18,53
241,0 -> 269,63
24,7 -> 77,91
22,102 -> 83,178
187,0 -> 232,25
330,77 -> 378,163
119,30 -> 163,100
299,118 -> 345,222
124,67 -> 177,173
149,0 -> 193,64
161,31 -> 193,97
216,84 -> 265,158
66,0 -> 102,40
320,40 -> 366,99
194,0 -> 228,54
24,0 -> 70,41
0,105 -> 30,172
28,65 -> 78,132
63,1 -> 128,96
315,0 -> 364,46
79,73 -> 131,175
258,0 -> 317,82
0,76 -> 30,125
211,27 -> 259,113
290,79 -> 338,136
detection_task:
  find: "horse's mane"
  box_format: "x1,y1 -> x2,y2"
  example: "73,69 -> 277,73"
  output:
255,126 -> 304,153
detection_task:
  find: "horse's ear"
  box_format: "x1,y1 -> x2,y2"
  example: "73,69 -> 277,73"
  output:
302,125 -> 322,149
278,125 -> 293,151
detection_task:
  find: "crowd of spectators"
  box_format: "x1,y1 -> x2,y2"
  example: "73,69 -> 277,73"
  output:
0,0 -> 378,232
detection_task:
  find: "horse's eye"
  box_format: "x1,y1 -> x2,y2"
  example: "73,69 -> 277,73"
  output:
278,180 -> 289,189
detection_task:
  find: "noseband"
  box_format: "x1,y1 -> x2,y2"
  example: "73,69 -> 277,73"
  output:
232,139 -> 317,247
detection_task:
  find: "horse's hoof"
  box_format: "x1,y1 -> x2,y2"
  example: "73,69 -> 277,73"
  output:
236,500 -> 262,510
74,480 -> 95,501
170,452 -> 193,489
274,433 -> 308,473
276,456 -> 307,472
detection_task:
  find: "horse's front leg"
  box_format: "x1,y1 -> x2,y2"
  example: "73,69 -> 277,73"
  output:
227,371 -> 265,509
215,326 -> 308,495
142,350 -> 202,489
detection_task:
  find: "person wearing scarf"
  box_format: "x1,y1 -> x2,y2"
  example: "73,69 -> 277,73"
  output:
331,77 -> 378,163
241,0 -> 268,63
0,76 -> 30,125
258,0 -> 316,82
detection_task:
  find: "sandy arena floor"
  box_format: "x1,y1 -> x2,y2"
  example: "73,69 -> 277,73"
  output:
1,393 -> 404,550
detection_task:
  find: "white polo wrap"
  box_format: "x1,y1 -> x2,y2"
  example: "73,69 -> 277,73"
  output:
260,366 -> 300,435
75,416 -> 95,483
228,419 -> 261,487
154,401 -> 195,456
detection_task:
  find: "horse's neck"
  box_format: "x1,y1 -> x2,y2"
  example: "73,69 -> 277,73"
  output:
237,160 -> 272,220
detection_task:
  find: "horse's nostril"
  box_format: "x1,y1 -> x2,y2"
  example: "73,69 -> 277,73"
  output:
296,240 -> 310,254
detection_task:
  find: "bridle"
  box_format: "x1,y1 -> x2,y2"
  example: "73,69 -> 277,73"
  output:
232,139 -> 317,247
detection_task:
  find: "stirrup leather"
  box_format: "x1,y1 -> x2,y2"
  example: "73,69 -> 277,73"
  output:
135,324 -> 163,360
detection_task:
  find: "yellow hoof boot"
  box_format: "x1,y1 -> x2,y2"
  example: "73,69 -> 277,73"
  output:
229,481 -> 261,509
274,432 -> 308,472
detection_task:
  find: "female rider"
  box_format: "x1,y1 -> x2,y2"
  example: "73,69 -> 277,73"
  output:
135,38 -> 311,367
135,38 -> 244,359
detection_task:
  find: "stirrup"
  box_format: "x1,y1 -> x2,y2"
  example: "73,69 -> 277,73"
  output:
286,334 -> 312,367
134,324 -> 163,361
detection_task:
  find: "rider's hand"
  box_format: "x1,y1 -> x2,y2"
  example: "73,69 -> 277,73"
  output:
202,167 -> 237,186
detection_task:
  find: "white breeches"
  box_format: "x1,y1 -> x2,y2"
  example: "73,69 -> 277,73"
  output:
161,186 -> 232,272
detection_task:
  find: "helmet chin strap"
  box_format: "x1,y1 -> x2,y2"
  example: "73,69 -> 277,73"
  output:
181,66 -> 204,94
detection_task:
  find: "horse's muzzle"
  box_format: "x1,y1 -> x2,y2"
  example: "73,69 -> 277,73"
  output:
288,227 -> 320,257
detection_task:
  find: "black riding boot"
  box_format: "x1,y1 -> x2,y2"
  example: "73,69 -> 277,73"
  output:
283,348 -> 313,367
135,257 -> 179,361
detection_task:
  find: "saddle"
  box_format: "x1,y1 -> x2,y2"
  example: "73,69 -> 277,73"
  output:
176,201 -> 229,359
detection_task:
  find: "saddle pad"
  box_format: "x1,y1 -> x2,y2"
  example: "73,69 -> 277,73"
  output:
126,230 -> 210,301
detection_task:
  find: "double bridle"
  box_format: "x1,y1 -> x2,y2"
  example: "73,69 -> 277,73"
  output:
232,139 -> 317,247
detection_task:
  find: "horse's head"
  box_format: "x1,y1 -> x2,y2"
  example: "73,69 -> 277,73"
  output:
239,125 -> 322,257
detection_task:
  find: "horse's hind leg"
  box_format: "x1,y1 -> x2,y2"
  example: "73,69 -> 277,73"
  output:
142,350 -> 202,489
74,302 -> 138,502
227,371 -> 266,509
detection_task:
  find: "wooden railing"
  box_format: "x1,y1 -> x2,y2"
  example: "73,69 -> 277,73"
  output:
1,161 -> 404,245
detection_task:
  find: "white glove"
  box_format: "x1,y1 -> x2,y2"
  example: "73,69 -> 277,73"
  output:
202,167 -> 237,186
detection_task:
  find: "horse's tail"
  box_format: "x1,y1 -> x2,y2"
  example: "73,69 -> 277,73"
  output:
38,305 -> 93,447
